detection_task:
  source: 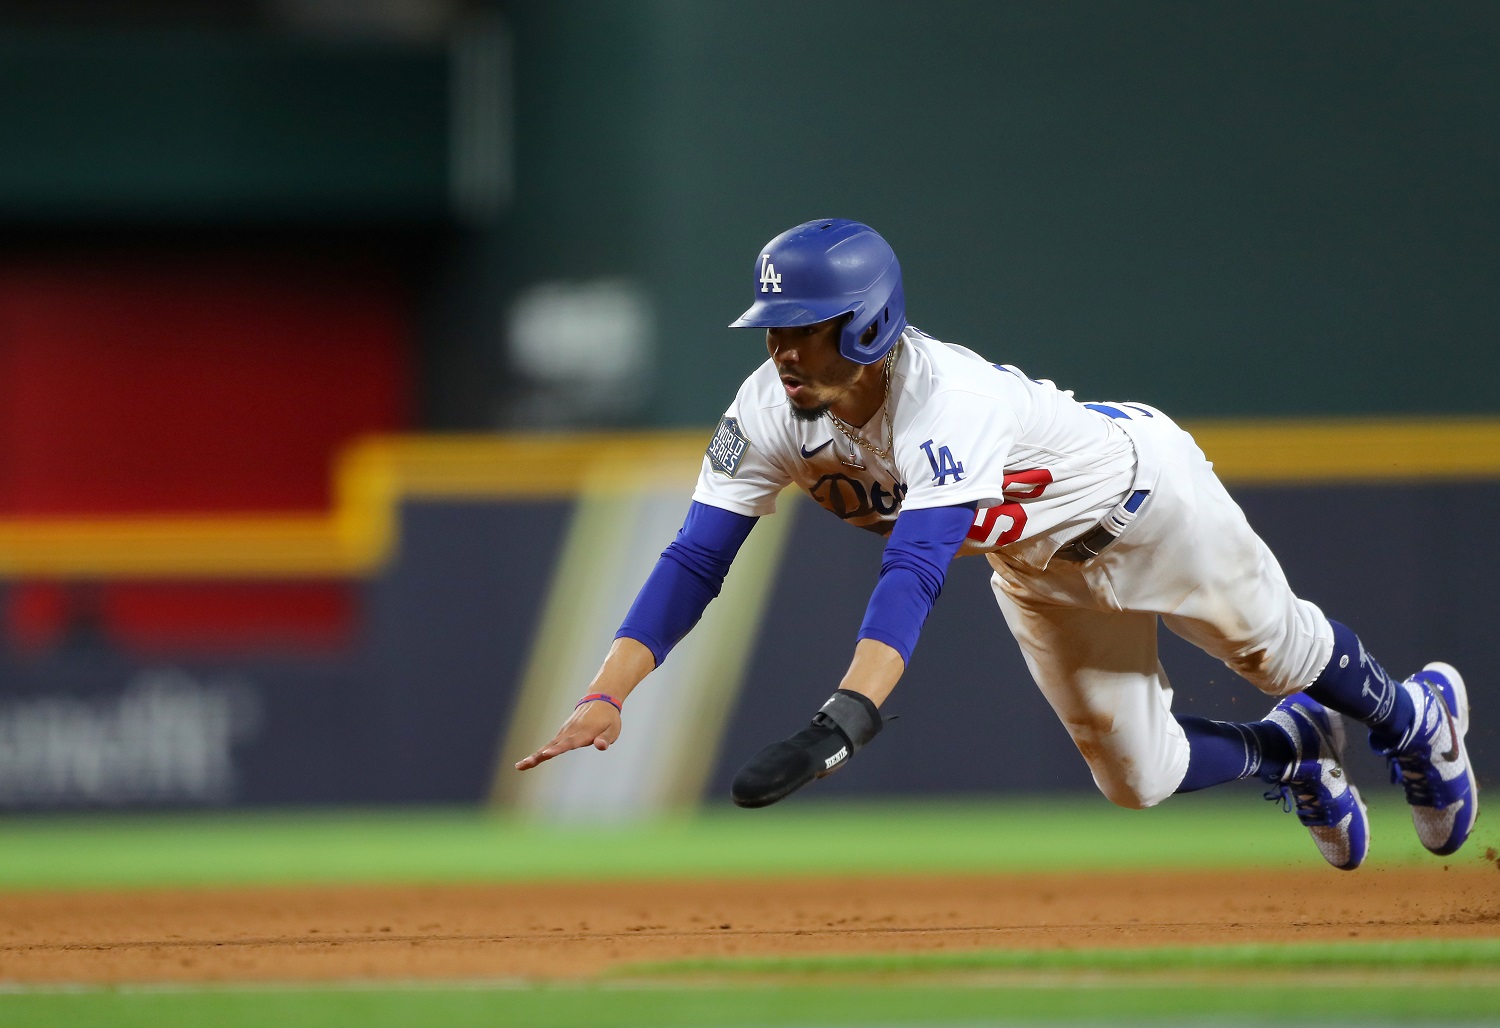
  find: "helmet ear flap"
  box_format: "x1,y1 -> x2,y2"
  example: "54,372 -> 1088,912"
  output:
838,275 -> 906,364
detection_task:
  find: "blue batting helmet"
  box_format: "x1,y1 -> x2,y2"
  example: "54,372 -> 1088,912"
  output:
729,218 -> 906,365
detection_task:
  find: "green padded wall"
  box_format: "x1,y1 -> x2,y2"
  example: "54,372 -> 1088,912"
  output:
503,0 -> 1500,422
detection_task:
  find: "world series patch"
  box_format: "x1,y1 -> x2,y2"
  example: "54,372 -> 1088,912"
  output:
707,416 -> 750,478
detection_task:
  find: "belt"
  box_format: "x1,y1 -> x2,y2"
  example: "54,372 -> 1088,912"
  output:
1054,488 -> 1151,562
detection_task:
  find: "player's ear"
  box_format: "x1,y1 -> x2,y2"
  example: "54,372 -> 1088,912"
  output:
860,322 -> 879,346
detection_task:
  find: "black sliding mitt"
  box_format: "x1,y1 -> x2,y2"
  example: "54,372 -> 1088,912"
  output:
731,689 -> 883,808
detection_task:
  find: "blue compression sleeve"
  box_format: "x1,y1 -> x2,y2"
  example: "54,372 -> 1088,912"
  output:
615,501 -> 757,666
857,503 -> 975,664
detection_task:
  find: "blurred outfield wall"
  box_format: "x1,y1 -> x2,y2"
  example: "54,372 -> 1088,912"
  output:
502,0 -> 1500,425
0,426 -> 1495,813
1,3 -> 1496,426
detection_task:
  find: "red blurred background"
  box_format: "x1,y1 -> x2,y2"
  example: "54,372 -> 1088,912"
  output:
0,259 -> 409,653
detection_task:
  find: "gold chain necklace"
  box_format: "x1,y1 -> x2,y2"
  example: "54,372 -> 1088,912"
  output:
828,340 -> 900,467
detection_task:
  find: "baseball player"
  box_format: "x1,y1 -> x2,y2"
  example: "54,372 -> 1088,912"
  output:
516,218 -> 1477,870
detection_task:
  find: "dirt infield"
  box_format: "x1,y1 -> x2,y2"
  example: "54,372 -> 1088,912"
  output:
2,867 -> 1496,984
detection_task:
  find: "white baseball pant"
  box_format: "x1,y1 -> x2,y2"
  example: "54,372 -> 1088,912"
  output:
986,408 -> 1334,809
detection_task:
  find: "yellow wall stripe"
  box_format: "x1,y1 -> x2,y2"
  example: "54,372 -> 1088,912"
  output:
0,430 -> 706,578
0,418 -> 1493,578
1189,417 -> 1500,483
0,516 -> 349,578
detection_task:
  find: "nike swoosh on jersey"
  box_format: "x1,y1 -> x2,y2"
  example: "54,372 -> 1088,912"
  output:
800,440 -> 834,458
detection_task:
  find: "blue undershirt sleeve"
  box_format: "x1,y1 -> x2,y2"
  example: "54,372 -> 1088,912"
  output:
615,500 -> 758,666
856,503 -> 976,664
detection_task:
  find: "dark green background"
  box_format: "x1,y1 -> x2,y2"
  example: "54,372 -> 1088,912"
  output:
2,2 -> 1497,424
508,0 -> 1500,422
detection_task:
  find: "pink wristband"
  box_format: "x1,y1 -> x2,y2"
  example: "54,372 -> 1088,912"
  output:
575,693 -> 622,713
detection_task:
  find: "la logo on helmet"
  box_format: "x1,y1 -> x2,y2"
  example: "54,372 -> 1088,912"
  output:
758,253 -> 783,293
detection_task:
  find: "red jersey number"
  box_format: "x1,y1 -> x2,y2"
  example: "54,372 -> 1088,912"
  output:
966,468 -> 1054,547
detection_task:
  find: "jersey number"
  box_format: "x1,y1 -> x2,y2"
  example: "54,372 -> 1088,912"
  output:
967,468 -> 1054,547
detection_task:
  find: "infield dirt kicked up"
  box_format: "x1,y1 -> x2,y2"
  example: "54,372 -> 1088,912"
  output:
3,866 -> 1497,985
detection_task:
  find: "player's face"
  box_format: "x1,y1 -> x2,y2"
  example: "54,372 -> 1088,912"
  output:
767,319 -> 861,420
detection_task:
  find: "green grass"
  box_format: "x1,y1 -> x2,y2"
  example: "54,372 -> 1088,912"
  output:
0,982 -> 1461,1028
615,937 -> 1500,978
5,956 -> 1499,1027
0,790 -> 1482,891
3,797 -> 1496,1025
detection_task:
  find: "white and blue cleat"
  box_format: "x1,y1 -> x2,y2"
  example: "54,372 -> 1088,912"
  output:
1375,662 -> 1478,857
1264,693 -> 1370,871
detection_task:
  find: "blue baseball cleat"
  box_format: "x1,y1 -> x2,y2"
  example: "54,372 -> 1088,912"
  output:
1264,693 -> 1370,871
1375,662 -> 1478,856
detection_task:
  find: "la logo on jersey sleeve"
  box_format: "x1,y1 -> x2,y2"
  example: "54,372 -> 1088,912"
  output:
707,416 -> 751,477
919,439 -> 966,485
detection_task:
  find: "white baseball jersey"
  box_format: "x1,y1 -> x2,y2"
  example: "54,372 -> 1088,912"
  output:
692,323 -> 1336,815
693,327 -> 1138,567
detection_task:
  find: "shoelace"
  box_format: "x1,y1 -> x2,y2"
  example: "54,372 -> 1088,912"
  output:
1381,686 -> 1446,804
1388,751 -> 1436,804
1263,781 -> 1333,826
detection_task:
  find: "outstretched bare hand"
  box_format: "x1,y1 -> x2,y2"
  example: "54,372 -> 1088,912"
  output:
514,700 -> 622,770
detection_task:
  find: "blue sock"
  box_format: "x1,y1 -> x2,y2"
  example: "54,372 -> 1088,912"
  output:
1174,714 -> 1295,792
1304,620 -> 1415,746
